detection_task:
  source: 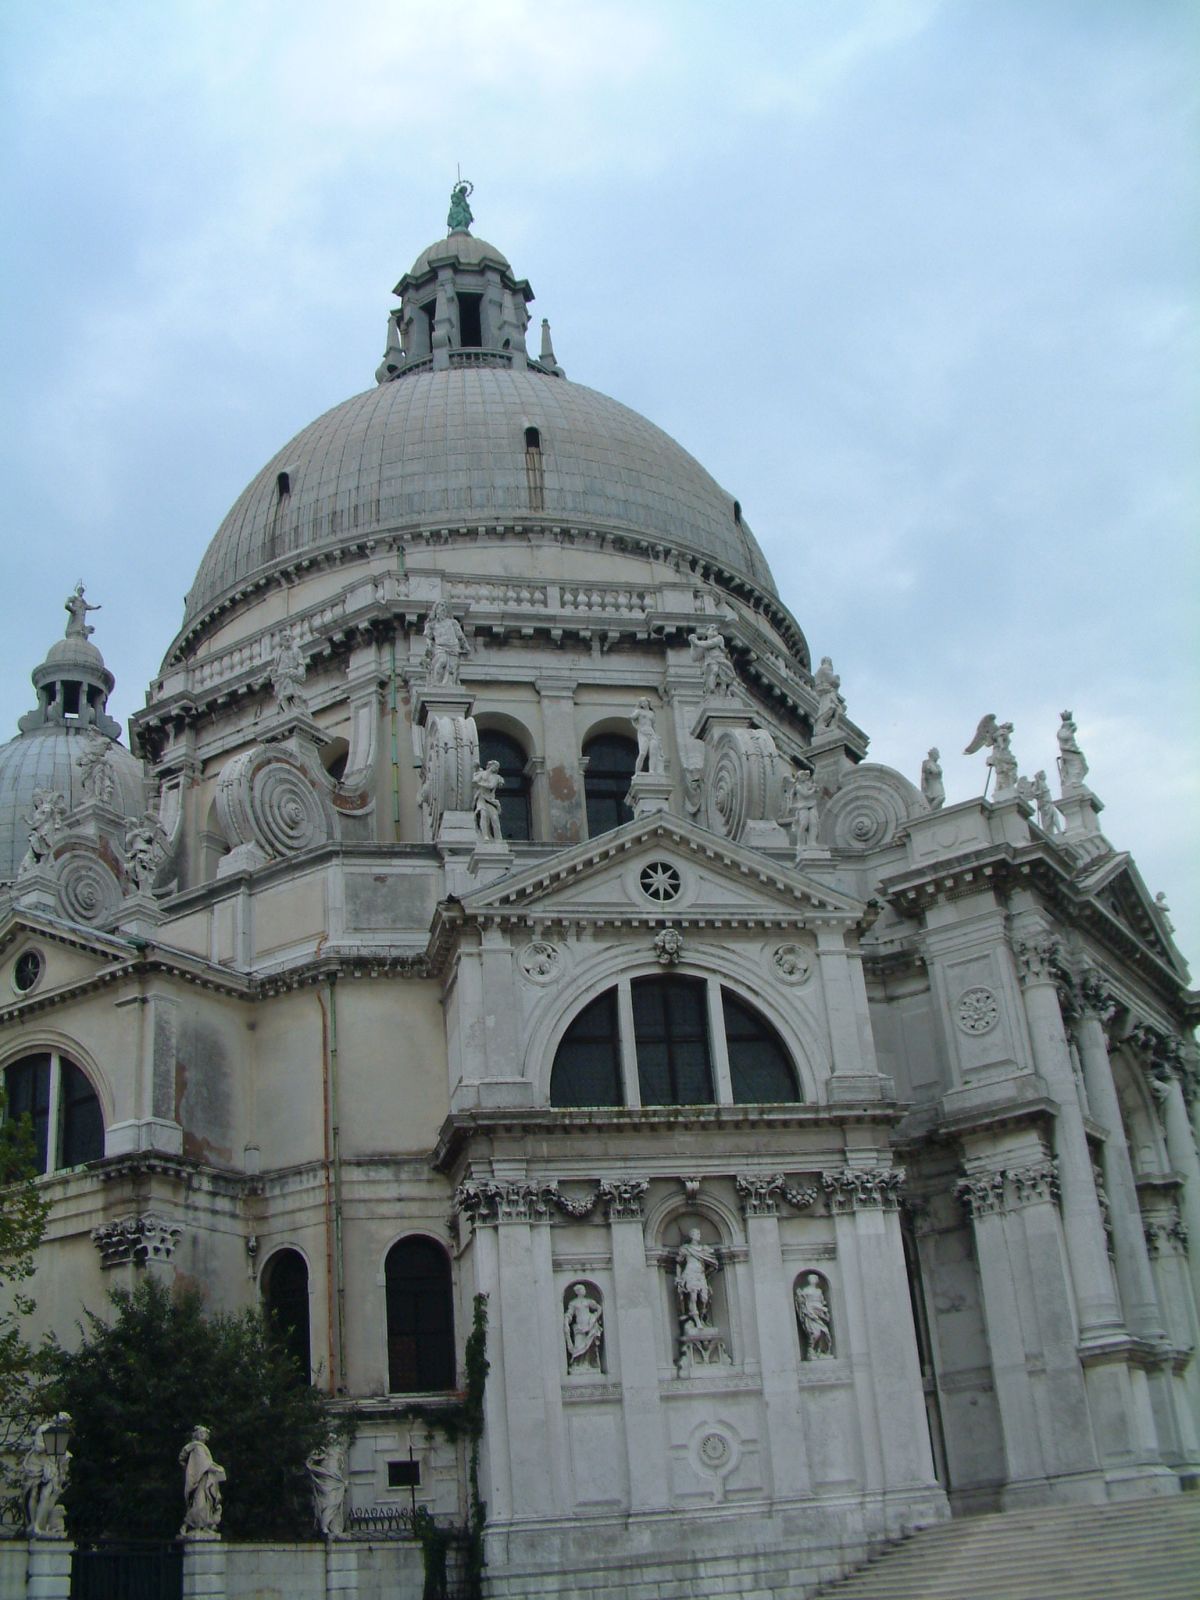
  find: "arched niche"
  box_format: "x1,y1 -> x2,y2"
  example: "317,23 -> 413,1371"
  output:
562,1279 -> 606,1376
793,1269 -> 835,1361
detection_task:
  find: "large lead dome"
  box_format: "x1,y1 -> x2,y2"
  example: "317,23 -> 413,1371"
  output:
179,202 -> 776,640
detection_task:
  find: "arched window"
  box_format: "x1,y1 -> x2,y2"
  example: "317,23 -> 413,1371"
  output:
261,1249 -> 311,1383
583,733 -> 637,837
478,730 -> 531,841
550,979 -> 801,1109
385,1237 -> 455,1393
4,1052 -> 103,1174
723,990 -> 799,1103
550,990 -> 622,1107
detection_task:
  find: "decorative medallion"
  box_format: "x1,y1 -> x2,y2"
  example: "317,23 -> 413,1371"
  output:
956,986 -> 1000,1035
772,944 -> 812,985
698,1432 -> 731,1469
520,941 -> 562,984
639,861 -> 681,903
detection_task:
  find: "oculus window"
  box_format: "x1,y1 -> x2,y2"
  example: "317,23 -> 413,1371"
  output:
551,977 -> 799,1108
4,1052 -> 103,1174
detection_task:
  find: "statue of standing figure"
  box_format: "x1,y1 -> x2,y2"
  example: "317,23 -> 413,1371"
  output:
125,813 -> 167,894
447,178 -> 474,232
270,625 -> 308,714
179,1425 -> 226,1536
794,1274 -> 833,1359
63,582 -> 100,640
631,698 -> 665,774
783,767 -> 819,856
674,1229 -> 719,1331
563,1284 -> 604,1373
920,748 -> 945,811
1032,770 -> 1062,834
1056,710 -> 1089,790
76,727 -> 117,804
424,602 -> 471,687
22,1414 -> 72,1538
306,1440 -> 348,1538
19,789 -> 67,877
687,623 -> 738,698
472,760 -> 504,842
813,656 -> 846,732
963,714 -> 1018,799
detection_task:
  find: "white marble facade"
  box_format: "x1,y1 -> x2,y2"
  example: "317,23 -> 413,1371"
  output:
0,206 -> 1195,1599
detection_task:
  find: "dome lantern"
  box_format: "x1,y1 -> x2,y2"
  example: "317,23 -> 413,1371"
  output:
19,584 -> 121,739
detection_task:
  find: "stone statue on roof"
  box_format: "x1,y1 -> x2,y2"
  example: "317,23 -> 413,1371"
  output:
447,179 -> 474,233
64,582 -> 100,641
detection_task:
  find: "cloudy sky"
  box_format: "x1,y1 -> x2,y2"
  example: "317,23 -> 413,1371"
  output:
1,0 -> 1196,963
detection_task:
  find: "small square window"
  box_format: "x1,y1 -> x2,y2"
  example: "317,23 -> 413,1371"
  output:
387,1459 -> 420,1489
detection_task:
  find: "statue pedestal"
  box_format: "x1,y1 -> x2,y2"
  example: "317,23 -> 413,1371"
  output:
325,1538 -> 359,1596
742,817 -> 789,849
469,838 -> 513,887
412,685 -> 474,726
1056,786 -> 1109,863
180,1534 -> 226,1599
113,891 -> 165,935
436,809 -> 477,851
805,731 -> 855,797
11,869 -> 58,915
626,771 -> 673,819
25,1538 -> 72,1600
677,1325 -> 732,1375
262,708 -> 329,749
689,700 -> 754,744
794,845 -> 834,867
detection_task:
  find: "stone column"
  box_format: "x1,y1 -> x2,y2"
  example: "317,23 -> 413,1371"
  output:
535,678 -> 584,846
1151,1056 -> 1200,1313
25,1541 -> 72,1600
824,1168 -> 942,1523
601,1180 -> 668,1512
1013,939 -> 1123,1340
1073,985 -> 1164,1341
181,1536 -> 226,1599
736,1177 -> 813,1500
956,1150 -> 1100,1500
816,925 -> 884,1103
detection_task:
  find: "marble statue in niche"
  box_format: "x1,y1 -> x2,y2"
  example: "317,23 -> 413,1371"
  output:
794,1272 -> 834,1360
673,1226 -> 731,1372
563,1283 -> 604,1374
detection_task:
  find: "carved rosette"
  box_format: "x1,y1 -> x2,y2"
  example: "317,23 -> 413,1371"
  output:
54,846 -> 123,925
821,1167 -> 904,1212
703,727 -> 787,842
598,1178 -> 649,1221
92,1213 -> 183,1267
420,713 -> 479,834
955,986 -> 999,1035
955,1161 -> 1060,1218
735,1173 -> 785,1217
216,746 -> 334,863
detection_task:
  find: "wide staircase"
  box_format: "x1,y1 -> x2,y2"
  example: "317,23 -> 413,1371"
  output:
814,1495 -> 1200,1599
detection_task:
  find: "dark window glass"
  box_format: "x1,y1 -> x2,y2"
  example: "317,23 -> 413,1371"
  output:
58,1060 -> 103,1167
262,1249 -> 311,1383
5,1055 -> 51,1174
583,734 -> 637,837
386,1237 -> 455,1393
388,1459 -> 420,1488
631,976 -> 714,1106
550,990 -> 622,1107
524,426 -> 541,450
478,731 -> 531,841
457,292 -> 483,346
722,990 -> 799,1103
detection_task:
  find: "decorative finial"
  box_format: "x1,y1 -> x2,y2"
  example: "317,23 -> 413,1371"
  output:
447,178 -> 474,234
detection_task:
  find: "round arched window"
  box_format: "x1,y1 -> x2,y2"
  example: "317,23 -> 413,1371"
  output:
583,733 -> 637,837
4,1052 -> 104,1174
261,1248 -> 311,1383
385,1237 -> 455,1393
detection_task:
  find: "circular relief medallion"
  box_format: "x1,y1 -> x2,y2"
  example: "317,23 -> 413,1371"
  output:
773,943 -> 813,985
956,986 -> 1000,1035
519,941 -> 562,984
13,949 -> 43,994
698,1432 -> 731,1469
639,861 -> 681,904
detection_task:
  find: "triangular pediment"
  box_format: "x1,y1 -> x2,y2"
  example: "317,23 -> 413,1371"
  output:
1075,853 -> 1189,981
0,908 -> 135,1006
459,814 -> 863,927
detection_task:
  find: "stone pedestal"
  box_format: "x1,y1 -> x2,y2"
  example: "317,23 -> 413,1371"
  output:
112,890 -> 165,935
261,708 -> 330,748
181,1535 -> 226,1599
325,1538 -> 358,1596
626,771 -> 673,819
468,837 -> 513,886
25,1539 -> 72,1600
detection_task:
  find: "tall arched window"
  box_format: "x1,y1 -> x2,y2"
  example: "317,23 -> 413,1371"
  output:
261,1248 -> 311,1383
478,730 -> 532,841
385,1237 -> 455,1393
583,733 -> 636,837
5,1052 -> 103,1174
551,979 -> 801,1108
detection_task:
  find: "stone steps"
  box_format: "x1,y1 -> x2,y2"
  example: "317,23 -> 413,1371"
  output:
813,1496 -> 1200,1600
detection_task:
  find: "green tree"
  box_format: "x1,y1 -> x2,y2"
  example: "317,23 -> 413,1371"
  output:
48,1276 -> 335,1541
0,1088 -> 50,1435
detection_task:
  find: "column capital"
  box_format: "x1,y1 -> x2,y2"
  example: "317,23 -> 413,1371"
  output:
598,1177 -> 649,1221
735,1173 -> 784,1217
821,1165 -> 904,1212
1013,935 -> 1062,988
955,1160 -> 1060,1218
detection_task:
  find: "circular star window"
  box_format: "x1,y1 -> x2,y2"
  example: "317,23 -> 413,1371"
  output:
13,950 -> 44,994
639,861 -> 681,904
